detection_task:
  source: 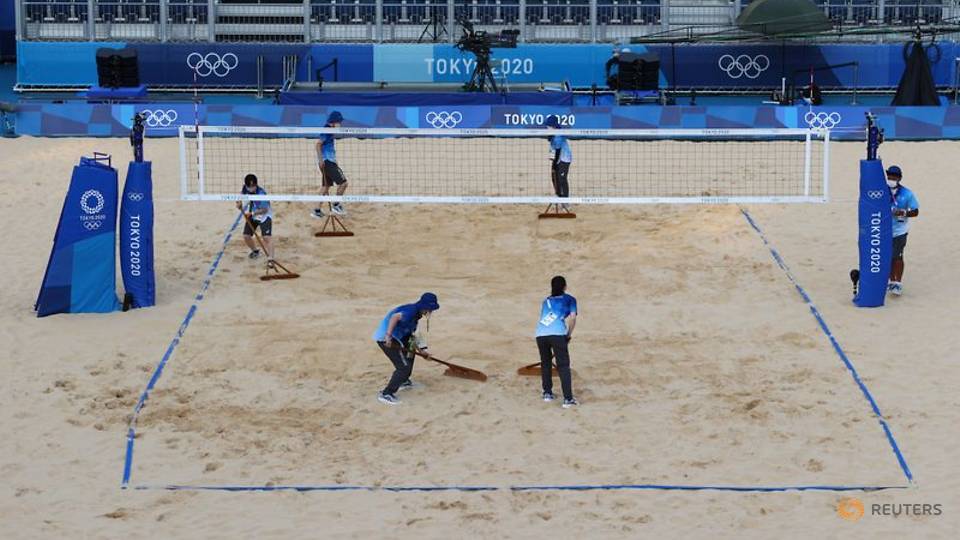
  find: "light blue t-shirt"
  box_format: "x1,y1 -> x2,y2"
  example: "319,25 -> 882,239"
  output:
372,304 -> 421,342
535,294 -> 578,337
891,185 -> 919,237
319,134 -> 336,163
549,135 -> 572,163
242,186 -> 272,222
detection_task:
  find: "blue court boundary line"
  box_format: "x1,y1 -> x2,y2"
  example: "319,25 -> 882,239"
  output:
121,213 -> 242,488
739,208 -> 913,483
132,483 -> 908,493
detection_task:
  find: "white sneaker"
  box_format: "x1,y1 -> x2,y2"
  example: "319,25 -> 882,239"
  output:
887,282 -> 896,291
562,397 -> 579,408
311,207 -> 324,218
331,203 -> 347,216
542,391 -> 555,402
890,283 -> 903,296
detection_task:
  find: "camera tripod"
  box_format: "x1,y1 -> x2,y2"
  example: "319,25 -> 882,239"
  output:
464,47 -> 500,92
418,13 -> 448,43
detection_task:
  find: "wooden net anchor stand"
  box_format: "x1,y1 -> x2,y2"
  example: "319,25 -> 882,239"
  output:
240,212 -> 300,281
314,206 -> 354,238
538,203 -> 576,219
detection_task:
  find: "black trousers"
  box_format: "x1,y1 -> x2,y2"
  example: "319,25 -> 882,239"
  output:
536,335 -> 573,400
378,341 -> 414,395
893,233 -> 908,260
552,161 -> 570,198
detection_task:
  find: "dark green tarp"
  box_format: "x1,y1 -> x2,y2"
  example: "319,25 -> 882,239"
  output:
891,41 -> 940,106
736,0 -> 833,36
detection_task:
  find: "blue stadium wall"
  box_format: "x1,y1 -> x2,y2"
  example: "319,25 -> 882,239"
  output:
16,40 -> 960,89
13,40 -> 960,139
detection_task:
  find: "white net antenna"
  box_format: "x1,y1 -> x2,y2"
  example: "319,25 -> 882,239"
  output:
180,126 -> 830,204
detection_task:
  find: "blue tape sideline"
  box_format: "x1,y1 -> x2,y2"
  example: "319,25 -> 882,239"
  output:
121,213 -> 242,488
133,483 -> 906,493
740,208 -> 913,483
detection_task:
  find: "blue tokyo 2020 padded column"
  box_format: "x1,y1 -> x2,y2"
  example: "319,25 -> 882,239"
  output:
853,159 -> 892,308
120,160 -> 155,308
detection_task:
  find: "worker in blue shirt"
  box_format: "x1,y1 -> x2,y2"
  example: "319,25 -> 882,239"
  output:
886,165 -> 919,296
535,276 -> 578,408
235,174 -> 275,267
372,292 -> 440,405
313,110 -> 348,218
545,116 -> 572,211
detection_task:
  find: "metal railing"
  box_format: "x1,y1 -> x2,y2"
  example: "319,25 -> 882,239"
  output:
15,0 -> 960,43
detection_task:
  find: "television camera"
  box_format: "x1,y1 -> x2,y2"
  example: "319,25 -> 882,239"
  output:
455,17 -> 519,92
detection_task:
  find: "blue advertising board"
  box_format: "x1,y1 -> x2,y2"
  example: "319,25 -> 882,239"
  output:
19,41 -> 960,90
15,101 -> 960,140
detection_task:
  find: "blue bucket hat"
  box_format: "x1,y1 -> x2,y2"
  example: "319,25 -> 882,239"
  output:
886,165 -> 902,178
416,292 -> 440,311
327,110 -> 343,125
544,116 -> 560,128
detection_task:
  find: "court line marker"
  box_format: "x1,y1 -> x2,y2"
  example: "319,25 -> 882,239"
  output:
740,207 -> 913,483
133,483 -> 907,493
122,213 -> 242,488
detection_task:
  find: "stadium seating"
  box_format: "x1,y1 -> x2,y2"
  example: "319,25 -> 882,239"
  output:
597,0 -> 661,25
16,0 -> 954,42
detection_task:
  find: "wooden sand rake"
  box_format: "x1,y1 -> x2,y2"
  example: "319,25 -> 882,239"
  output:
240,210 -> 300,281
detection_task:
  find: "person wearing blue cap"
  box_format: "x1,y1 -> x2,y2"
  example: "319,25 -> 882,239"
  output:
886,165 -> 919,296
313,110 -> 349,218
235,174 -> 275,265
372,292 -> 441,405
536,276 -> 578,408
545,116 -> 572,211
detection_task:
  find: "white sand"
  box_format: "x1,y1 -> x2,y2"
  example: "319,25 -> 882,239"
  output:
0,136 -> 957,538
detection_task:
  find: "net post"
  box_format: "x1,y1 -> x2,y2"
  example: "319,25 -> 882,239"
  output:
803,130 -> 813,197
197,128 -> 206,198
822,130 -> 831,202
179,126 -> 189,200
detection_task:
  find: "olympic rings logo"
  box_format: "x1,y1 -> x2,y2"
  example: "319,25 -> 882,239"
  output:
82,221 -> 103,231
186,52 -> 239,78
128,192 -> 145,202
139,109 -> 179,128
718,54 -> 770,79
80,190 -> 105,214
805,111 -> 842,130
425,111 -> 463,128
867,190 -> 885,200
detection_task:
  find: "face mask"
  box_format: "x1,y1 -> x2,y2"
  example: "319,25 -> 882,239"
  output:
886,180 -> 898,188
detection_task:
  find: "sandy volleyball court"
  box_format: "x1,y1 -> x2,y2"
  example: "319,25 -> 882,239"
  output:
0,136 -> 958,538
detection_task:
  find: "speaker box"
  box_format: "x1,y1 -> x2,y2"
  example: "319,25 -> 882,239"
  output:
608,52 -> 660,91
96,47 -> 140,89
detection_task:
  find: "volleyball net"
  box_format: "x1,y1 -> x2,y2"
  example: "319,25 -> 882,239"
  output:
180,126 -> 830,204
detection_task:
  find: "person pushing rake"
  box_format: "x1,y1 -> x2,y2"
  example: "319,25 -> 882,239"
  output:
236,173 -> 299,280
535,276 -> 578,408
373,292 -> 484,405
